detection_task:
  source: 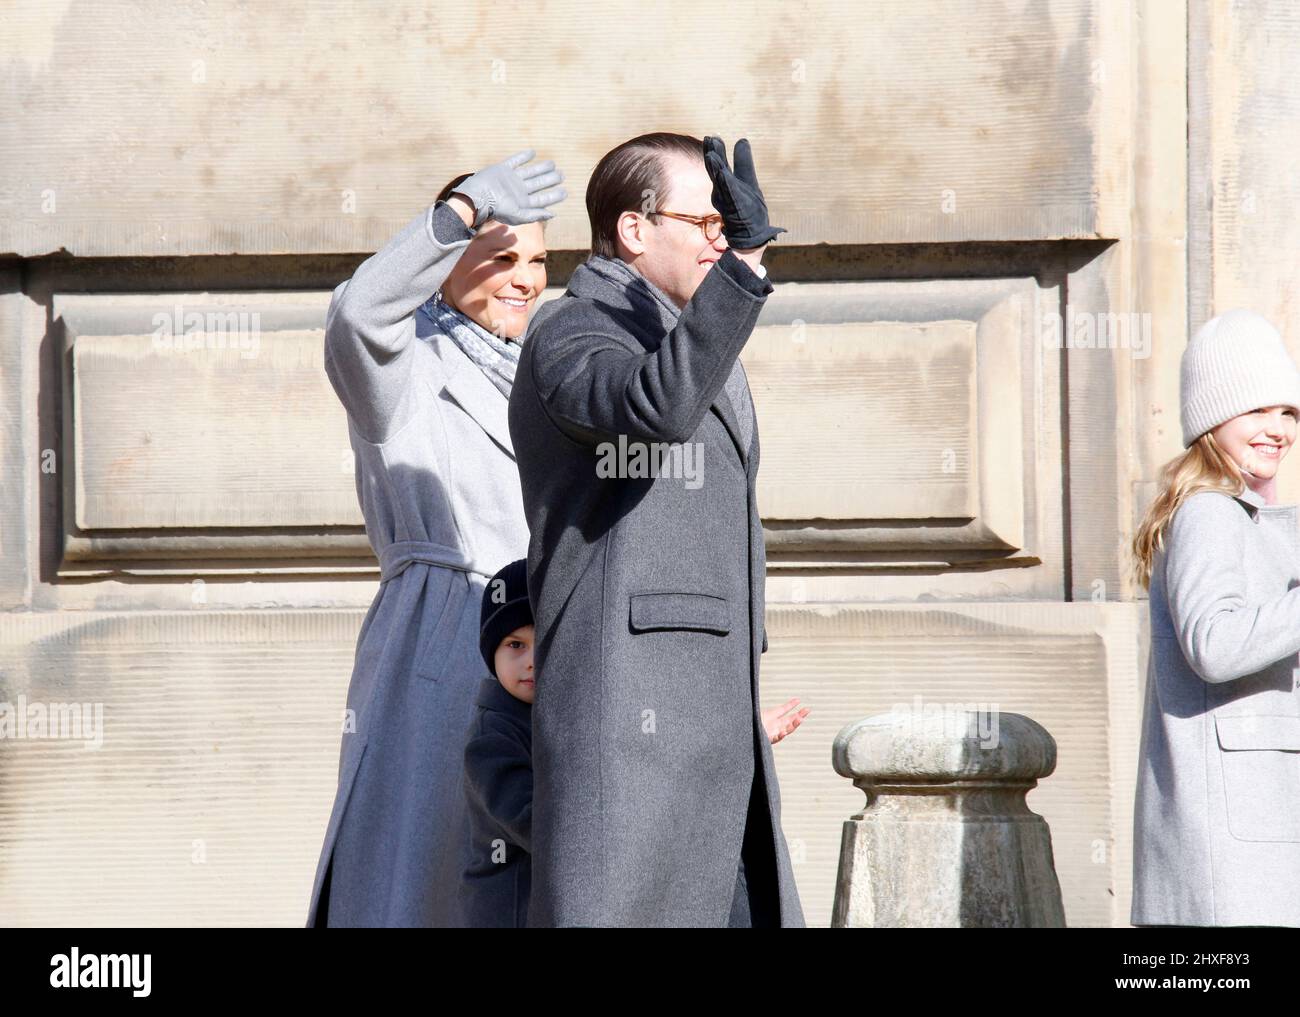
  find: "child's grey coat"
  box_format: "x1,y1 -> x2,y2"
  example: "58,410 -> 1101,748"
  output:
307,201 -> 530,926
1133,485 -> 1300,926
460,677 -> 533,928
508,248 -> 806,927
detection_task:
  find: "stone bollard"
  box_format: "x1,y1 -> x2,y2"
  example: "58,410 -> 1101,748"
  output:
831,708 -> 1066,927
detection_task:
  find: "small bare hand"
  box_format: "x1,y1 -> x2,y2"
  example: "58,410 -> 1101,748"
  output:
762,697 -> 810,745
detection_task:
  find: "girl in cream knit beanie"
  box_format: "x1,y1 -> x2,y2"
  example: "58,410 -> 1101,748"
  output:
1133,308 -> 1300,590
1131,310 -> 1300,927
1180,308 -> 1300,447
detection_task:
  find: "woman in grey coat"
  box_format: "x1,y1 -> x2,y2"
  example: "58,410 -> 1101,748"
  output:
306,150 -> 566,926
1130,309 -> 1300,927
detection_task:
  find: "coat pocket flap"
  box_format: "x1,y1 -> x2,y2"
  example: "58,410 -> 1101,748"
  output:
629,592 -> 731,635
1215,713 -> 1300,751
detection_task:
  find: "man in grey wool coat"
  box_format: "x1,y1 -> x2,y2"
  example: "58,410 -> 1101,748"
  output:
507,132 -> 805,927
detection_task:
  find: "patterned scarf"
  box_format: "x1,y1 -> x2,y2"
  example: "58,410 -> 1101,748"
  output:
583,254 -> 683,328
421,293 -> 520,399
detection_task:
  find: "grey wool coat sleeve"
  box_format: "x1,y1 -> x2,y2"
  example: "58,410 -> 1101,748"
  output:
528,250 -> 771,447
325,201 -> 475,443
1163,491 -> 1300,683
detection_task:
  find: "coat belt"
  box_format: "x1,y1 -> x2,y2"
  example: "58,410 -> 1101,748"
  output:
378,540 -> 494,583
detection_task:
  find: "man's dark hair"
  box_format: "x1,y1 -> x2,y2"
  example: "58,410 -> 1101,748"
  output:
586,133 -> 703,259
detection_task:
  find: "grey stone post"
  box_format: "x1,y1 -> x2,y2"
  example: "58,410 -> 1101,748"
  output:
831,708 -> 1066,927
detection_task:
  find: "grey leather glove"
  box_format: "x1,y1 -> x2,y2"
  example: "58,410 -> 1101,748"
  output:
451,149 -> 567,228
703,136 -> 786,249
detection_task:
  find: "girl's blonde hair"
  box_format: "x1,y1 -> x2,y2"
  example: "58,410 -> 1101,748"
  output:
1130,431 -> 1246,590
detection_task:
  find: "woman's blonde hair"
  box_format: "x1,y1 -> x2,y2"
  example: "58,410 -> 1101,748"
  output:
1130,431 -> 1246,589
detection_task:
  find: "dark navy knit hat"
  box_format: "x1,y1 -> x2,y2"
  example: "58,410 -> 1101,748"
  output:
479,558 -> 533,678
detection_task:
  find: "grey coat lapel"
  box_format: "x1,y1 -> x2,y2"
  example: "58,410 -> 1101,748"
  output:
439,346 -> 516,459
710,382 -> 747,466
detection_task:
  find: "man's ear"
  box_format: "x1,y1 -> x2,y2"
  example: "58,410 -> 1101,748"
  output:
615,209 -> 646,257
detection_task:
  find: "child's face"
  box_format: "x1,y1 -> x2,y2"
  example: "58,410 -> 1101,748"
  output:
493,624 -> 535,704
1214,405 -> 1297,481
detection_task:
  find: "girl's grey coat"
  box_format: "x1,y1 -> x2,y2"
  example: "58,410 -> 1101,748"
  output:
1133,486 -> 1300,926
508,248 -> 806,927
306,201 -> 529,926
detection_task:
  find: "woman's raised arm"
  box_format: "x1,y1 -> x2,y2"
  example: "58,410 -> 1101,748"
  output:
324,199 -> 476,444
1165,491 -> 1300,683
324,149 -> 565,444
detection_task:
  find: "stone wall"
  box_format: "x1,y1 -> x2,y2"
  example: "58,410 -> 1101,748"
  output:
2,0 -> 1285,927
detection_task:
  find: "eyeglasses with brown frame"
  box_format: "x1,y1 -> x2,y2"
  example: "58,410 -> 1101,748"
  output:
648,210 -> 725,243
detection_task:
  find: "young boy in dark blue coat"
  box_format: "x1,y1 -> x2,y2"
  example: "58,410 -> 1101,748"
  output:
459,557 -> 534,928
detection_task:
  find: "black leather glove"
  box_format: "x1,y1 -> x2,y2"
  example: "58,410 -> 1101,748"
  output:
703,136 -> 786,249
